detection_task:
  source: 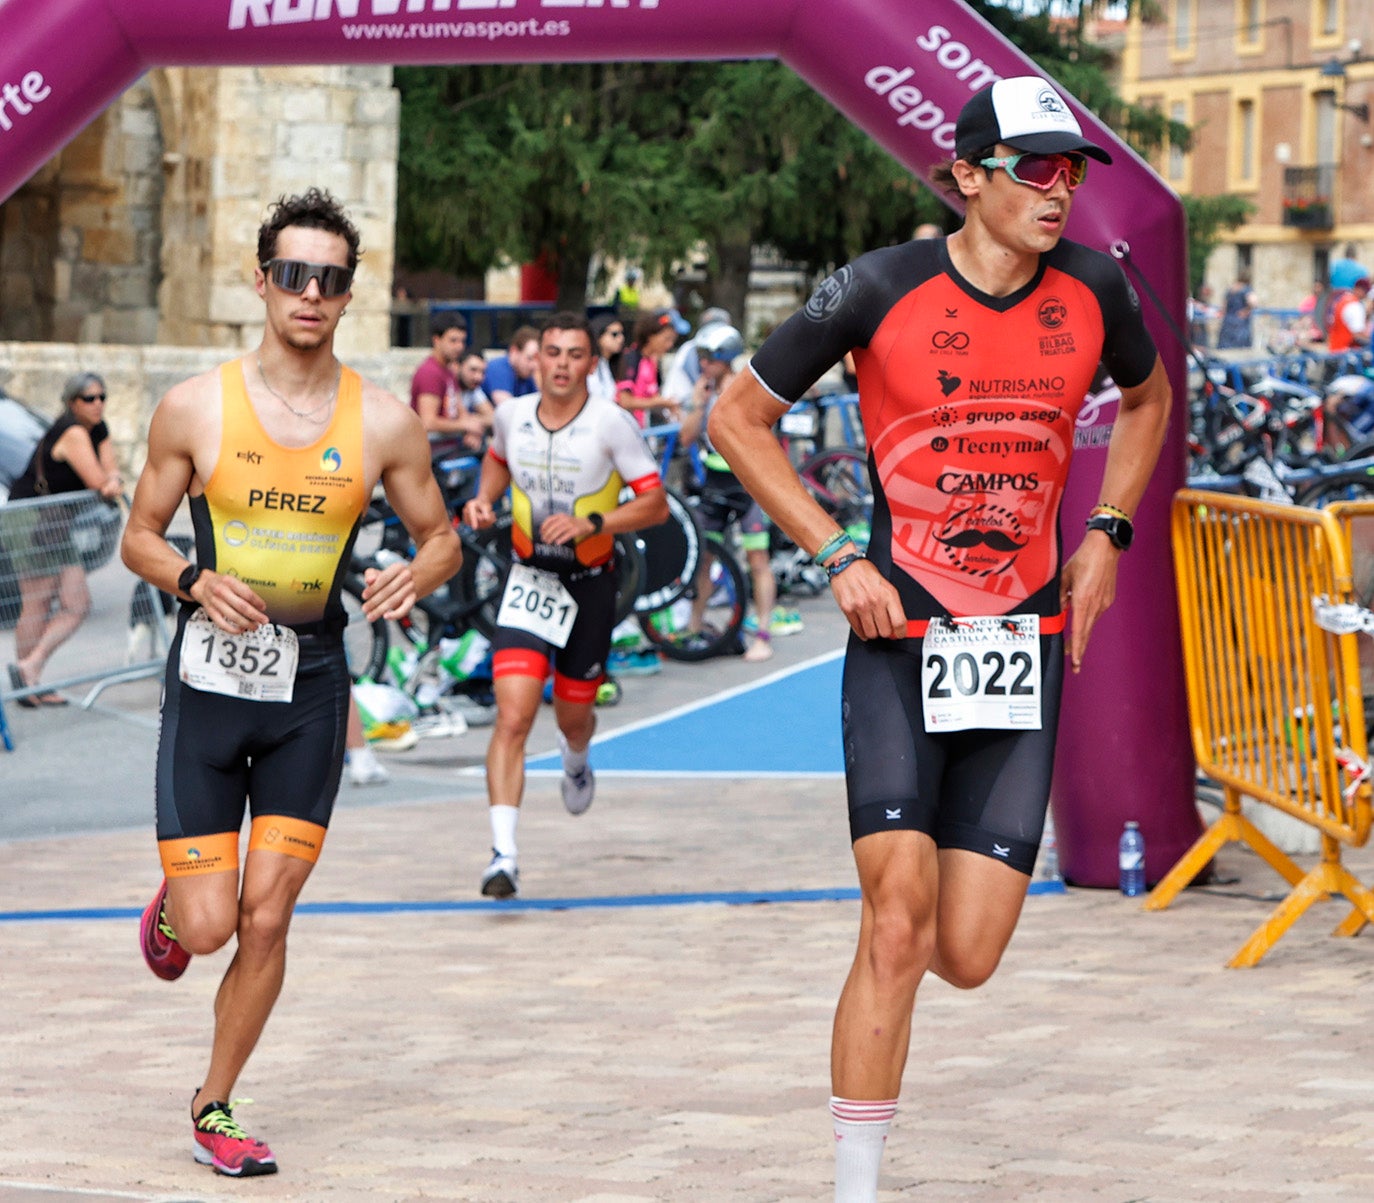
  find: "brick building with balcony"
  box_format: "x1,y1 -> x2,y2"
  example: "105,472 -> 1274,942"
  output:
1121,0 -> 1373,319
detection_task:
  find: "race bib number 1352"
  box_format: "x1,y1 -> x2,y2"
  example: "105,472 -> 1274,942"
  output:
179,611 -> 299,702
920,614 -> 1041,732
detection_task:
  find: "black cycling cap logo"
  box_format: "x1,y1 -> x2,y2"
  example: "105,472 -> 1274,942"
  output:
1037,88 -> 1068,116
1037,298 -> 1068,330
804,265 -> 854,321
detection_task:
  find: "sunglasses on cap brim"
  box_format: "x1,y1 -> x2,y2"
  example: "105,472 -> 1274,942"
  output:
261,258 -> 354,297
978,151 -> 1089,191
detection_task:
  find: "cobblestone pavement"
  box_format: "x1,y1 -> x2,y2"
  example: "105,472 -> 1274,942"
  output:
4,608 -> 1374,1201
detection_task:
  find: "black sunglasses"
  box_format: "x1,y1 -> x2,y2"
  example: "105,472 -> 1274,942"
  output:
261,258 -> 354,297
77,392 -> 107,403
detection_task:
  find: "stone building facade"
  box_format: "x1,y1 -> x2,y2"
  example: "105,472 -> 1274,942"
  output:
0,66 -> 399,359
1122,1 -> 1373,323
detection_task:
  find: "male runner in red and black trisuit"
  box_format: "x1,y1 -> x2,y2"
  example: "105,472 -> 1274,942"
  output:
709,77 -> 1171,1202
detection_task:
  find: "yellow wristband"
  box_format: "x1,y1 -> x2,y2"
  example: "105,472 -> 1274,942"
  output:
1092,503 -> 1131,521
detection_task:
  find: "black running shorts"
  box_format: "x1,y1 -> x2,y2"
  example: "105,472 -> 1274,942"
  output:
155,609 -> 349,867
491,563 -> 618,702
840,628 -> 1064,874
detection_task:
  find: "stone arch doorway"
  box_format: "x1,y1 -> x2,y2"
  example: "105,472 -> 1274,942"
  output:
0,75 -> 166,344
0,65 -> 398,352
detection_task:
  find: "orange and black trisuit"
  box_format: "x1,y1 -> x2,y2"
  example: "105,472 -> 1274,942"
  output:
750,238 -> 1159,870
154,360 -> 368,879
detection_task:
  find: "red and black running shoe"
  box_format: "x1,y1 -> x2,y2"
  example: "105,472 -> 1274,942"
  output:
193,1098 -> 278,1177
138,879 -> 190,981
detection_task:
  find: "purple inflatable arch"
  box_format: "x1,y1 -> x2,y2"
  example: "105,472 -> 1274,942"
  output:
0,0 -> 1198,885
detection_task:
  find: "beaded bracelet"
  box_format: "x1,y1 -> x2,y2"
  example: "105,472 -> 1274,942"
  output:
1092,502 -> 1131,521
825,553 -> 865,581
812,530 -> 853,566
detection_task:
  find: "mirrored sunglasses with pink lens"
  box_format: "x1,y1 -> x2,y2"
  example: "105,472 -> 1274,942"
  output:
978,152 -> 1088,191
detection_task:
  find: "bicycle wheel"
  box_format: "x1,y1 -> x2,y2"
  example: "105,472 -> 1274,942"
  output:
1294,473 -> 1374,508
632,488 -> 702,613
341,576 -> 388,682
637,537 -> 746,662
610,533 -> 643,628
799,448 -> 873,548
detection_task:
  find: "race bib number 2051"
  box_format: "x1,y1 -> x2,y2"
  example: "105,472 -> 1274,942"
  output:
178,611 -> 299,702
496,563 -> 579,648
920,614 -> 1042,732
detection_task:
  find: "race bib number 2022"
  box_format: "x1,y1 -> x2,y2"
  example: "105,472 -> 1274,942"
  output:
920,614 -> 1042,732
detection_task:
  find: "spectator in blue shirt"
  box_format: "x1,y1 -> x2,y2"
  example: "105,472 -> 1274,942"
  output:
483,325 -> 541,406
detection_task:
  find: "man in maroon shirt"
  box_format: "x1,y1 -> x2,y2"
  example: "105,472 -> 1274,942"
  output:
410,313 -> 486,448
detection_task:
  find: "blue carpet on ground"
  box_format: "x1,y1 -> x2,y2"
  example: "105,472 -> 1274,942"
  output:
527,650 -> 845,777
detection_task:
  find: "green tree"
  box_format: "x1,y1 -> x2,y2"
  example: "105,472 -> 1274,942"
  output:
395,60 -> 939,320
1180,194 -> 1256,296
673,62 -> 940,326
395,63 -> 702,310
394,2 -> 1198,320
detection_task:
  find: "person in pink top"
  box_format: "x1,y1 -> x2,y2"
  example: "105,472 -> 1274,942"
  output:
615,308 -> 689,423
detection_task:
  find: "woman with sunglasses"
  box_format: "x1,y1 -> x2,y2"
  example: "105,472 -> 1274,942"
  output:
6,371 -> 123,706
588,312 -> 626,404
707,77 -> 1171,1202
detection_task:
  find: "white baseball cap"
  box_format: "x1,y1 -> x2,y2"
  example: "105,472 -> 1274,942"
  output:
955,76 -> 1112,164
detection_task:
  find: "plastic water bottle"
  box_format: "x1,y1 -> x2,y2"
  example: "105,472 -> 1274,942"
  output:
1118,821 -> 1146,897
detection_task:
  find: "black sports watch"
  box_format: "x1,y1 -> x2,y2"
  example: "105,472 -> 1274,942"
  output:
586,512 -> 604,534
1085,513 -> 1134,551
178,563 -> 205,598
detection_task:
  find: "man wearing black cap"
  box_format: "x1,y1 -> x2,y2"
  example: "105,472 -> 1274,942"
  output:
709,76 -> 1171,1201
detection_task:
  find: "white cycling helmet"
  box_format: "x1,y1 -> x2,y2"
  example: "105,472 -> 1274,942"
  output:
695,323 -> 744,363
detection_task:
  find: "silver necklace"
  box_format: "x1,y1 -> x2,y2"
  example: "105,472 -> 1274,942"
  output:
257,356 -> 339,424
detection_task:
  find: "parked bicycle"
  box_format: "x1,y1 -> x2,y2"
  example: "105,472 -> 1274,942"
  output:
1188,448 -> 1374,508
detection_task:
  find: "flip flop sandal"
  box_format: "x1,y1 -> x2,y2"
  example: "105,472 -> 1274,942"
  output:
7,664 -> 38,709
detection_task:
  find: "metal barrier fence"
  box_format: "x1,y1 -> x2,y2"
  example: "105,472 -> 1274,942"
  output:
0,489 -> 174,750
1147,490 -> 1374,965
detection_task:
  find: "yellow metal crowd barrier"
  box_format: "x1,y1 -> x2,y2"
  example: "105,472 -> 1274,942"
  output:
1148,490 -> 1374,966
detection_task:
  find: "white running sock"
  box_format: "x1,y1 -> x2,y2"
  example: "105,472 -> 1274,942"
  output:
559,732 -> 588,775
831,1096 -> 897,1203
350,744 -> 383,774
489,805 -> 519,857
